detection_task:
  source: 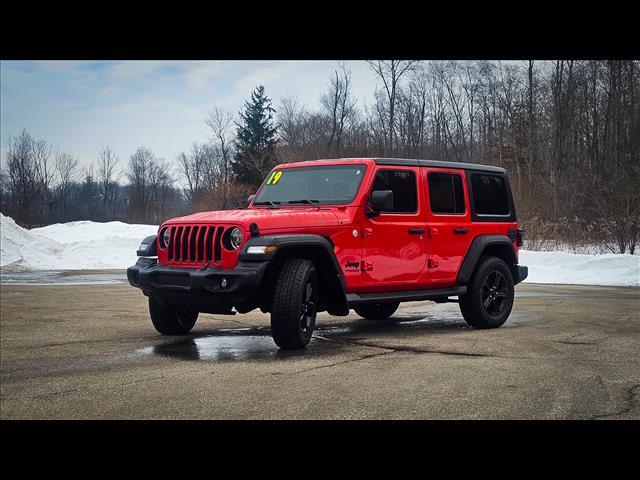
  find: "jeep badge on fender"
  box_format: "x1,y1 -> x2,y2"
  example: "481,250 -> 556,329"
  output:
128,158 -> 528,350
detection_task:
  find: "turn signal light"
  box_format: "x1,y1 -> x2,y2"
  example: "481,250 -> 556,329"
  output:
246,245 -> 277,254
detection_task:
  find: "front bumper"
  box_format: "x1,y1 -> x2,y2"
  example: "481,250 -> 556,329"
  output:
514,265 -> 528,285
127,257 -> 269,313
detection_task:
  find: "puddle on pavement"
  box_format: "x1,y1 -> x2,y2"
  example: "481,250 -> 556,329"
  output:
133,326 -> 342,362
138,335 -> 284,361
132,312 -> 505,363
0,271 -> 126,285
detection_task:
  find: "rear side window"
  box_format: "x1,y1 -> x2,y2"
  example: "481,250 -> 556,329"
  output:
371,170 -> 417,213
471,174 -> 510,215
428,172 -> 465,214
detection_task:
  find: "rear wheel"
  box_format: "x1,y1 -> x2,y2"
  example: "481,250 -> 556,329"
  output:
354,302 -> 399,320
459,255 -> 514,329
270,258 -> 318,350
148,296 -> 198,335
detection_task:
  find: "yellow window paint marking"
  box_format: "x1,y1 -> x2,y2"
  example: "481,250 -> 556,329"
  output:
272,170 -> 283,184
266,171 -> 277,185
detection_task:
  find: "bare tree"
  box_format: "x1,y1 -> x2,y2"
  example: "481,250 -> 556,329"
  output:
147,158 -> 174,224
205,108 -> 234,208
178,142 -> 206,207
126,147 -> 153,222
458,61 -> 481,162
395,65 -> 429,156
33,138 -> 54,194
4,129 -> 53,226
54,151 -> 79,212
367,60 -> 417,152
320,63 -> 358,154
126,147 -> 176,223
278,95 -> 306,161
5,130 -> 37,221
527,60 -> 537,174
97,146 -> 121,212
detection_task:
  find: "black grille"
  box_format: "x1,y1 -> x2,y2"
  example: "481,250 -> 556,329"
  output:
167,225 -> 224,265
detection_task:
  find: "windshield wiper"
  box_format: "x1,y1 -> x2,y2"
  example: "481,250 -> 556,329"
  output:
253,200 -> 281,208
287,199 -> 320,206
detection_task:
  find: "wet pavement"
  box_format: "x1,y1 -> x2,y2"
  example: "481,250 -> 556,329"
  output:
0,270 -> 126,285
1,275 -> 639,419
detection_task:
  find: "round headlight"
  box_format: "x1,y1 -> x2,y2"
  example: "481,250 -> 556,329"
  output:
229,227 -> 243,250
159,227 -> 170,249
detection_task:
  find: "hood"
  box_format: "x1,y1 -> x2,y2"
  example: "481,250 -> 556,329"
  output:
164,207 -> 347,232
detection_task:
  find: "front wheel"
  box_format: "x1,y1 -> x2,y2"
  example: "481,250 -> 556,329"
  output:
270,258 -> 319,350
148,296 -> 198,335
354,302 -> 399,320
459,255 -> 514,329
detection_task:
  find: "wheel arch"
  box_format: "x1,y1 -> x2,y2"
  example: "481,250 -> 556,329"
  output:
457,235 -> 519,285
240,234 -> 349,315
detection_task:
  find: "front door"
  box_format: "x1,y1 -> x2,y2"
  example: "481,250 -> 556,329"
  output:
423,167 -> 472,283
361,166 -> 427,289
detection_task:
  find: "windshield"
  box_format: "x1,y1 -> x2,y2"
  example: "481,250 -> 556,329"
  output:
253,165 -> 367,206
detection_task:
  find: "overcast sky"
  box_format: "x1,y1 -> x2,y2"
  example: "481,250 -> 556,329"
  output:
1,60 -> 380,170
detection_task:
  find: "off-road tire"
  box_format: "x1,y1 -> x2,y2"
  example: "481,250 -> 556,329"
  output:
270,258 -> 318,350
148,296 -> 198,335
354,302 -> 399,320
459,255 -> 514,329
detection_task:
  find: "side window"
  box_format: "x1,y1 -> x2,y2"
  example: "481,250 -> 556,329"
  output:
428,172 -> 465,214
371,169 -> 417,213
471,174 -> 510,215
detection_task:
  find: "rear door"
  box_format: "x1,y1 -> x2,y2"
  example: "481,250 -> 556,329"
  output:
360,166 -> 427,287
423,168 -> 472,283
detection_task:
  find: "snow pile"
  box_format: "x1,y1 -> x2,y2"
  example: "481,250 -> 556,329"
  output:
0,215 -> 60,269
1,213 -> 157,271
1,213 -> 638,286
519,250 -> 639,287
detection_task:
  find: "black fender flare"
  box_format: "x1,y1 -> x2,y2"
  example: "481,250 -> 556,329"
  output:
239,235 -> 344,285
457,235 -> 518,284
238,233 -> 349,315
136,234 -> 158,257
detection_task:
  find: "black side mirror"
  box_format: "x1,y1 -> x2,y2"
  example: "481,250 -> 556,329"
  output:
368,190 -> 393,217
247,194 -> 255,205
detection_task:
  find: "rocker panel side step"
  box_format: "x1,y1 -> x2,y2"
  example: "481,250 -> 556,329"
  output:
346,286 -> 467,306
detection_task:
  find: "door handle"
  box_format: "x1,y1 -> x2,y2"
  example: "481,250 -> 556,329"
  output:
453,227 -> 469,234
408,228 -> 426,235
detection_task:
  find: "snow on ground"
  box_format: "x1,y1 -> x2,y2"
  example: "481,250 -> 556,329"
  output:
1,213 -> 157,271
519,250 -> 639,287
1,213 -> 638,286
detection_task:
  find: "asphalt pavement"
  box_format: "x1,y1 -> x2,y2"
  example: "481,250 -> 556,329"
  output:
1,274 -> 638,419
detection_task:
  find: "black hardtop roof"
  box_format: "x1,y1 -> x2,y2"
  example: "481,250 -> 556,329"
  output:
281,157 -> 506,174
372,157 -> 506,174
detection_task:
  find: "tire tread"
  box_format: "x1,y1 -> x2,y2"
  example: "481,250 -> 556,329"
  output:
148,297 -> 198,335
354,302 -> 399,320
459,255 -> 514,329
271,258 -> 316,349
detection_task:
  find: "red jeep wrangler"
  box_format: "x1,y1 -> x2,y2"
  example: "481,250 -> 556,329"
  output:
128,158 -> 527,349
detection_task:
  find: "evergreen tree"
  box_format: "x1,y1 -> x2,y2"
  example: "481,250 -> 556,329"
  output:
78,166 -> 99,220
232,85 -> 279,186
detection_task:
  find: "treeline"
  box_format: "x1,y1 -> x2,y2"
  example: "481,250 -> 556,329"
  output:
0,132 -> 185,226
276,61 -> 640,254
1,60 -> 639,253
